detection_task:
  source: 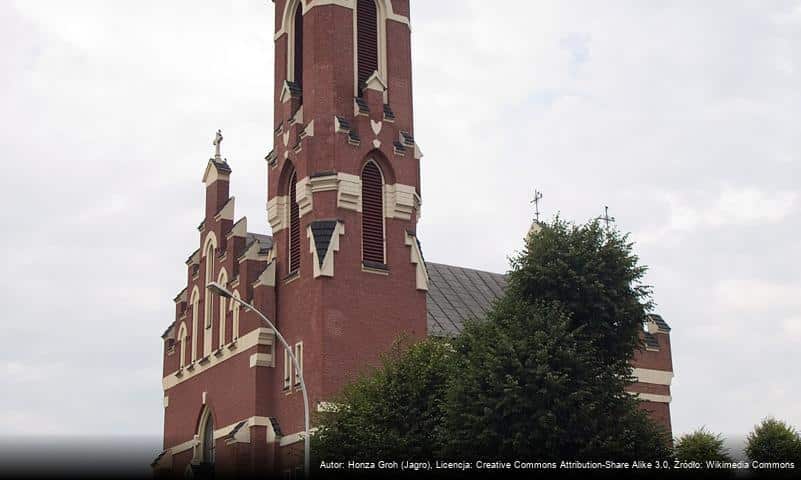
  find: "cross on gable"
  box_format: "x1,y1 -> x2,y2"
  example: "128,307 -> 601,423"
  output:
599,205 -> 616,229
531,190 -> 544,223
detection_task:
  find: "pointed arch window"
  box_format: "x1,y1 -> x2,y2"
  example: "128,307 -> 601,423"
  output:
356,0 -> 379,96
178,323 -> 188,368
205,243 -> 215,330
200,409 -> 215,465
293,2 -> 304,91
230,290 -> 241,342
217,270 -> 228,348
190,288 -> 200,362
289,170 -> 301,274
361,161 -> 385,265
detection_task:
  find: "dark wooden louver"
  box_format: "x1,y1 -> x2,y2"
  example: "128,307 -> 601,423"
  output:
361,162 -> 385,264
293,4 -> 303,90
289,171 -> 301,274
356,0 -> 378,96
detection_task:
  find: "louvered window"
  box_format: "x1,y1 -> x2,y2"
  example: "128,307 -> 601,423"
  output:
289,171 -> 301,274
356,0 -> 378,96
361,161 -> 385,265
293,3 -> 303,90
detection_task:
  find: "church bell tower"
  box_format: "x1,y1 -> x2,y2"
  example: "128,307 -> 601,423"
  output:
154,2 -> 426,476
265,0 -> 427,444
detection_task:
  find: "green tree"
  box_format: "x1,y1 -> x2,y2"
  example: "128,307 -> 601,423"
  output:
442,299 -> 670,460
311,338 -> 456,463
442,218 -> 669,460
508,218 -> 651,369
674,428 -> 732,462
746,418 -> 801,464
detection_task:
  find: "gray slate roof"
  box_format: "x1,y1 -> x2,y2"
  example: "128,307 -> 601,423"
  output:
424,263 -> 671,340
425,262 -> 507,337
246,233 -> 274,254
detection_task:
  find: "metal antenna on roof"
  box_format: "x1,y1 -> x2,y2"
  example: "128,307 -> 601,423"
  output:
531,190 -> 544,223
598,205 -> 616,229
213,129 -> 224,161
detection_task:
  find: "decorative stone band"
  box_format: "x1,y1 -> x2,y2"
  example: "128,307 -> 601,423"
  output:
250,353 -> 274,368
296,170 -> 337,218
166,417 -> 315,456
168,416 -> 276,457
634,393 -> 672,404
404,231 -> 429,291
385,184 -> 421,221
632,368 -> 673,386
279,429 -> 318,447
162,328 -> 275,391
269,174 -> 420,230
337,173 -> 361,211
267,195 -> 289,233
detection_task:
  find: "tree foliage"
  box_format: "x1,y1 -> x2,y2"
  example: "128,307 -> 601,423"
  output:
442,300 -> 669,460
311,338 -> 456,463
674,428 -> 733,463
508,219 -> 651,369
745,418 -> 801,464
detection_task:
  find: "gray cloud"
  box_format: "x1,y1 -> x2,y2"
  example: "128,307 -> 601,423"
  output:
1,0 -> 799,445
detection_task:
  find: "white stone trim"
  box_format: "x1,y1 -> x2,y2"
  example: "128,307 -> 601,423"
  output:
295,177 -> 313,217
253,261 -> 277,289
365,71 -> 388,92
404,231 -> 429,291
190,286 -> 200,362
185,249 -> 201,267
250,353 -> 274,368
635,393 -> 672,404
308,221 -> 345,278
337,173 -> 362,211
268,195 -> 289,233
202,160 -> 230,185
632,368 -> 673,386
163,328 -> 275,391
279,429 -> 318,447
214,197 -> 235,221
163,396 -> 169,408
169,438 -> 199,455
385,184 -> 419,220
413,143 -> 424,160
647,318 -> 670,335
169,416 -> 277,452
201,232 -> 218,259
227,217 -> 248,239
309,173 -> 338,193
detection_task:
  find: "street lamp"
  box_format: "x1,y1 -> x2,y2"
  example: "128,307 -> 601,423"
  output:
207,282 -> 311,478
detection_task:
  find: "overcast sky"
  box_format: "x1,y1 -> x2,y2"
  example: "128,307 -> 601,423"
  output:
2,0 -> 799,447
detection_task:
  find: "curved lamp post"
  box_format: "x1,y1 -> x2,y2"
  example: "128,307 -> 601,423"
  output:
207,282 -> 311,478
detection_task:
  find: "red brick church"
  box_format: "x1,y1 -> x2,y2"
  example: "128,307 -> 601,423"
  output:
153,0 -> 674,476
